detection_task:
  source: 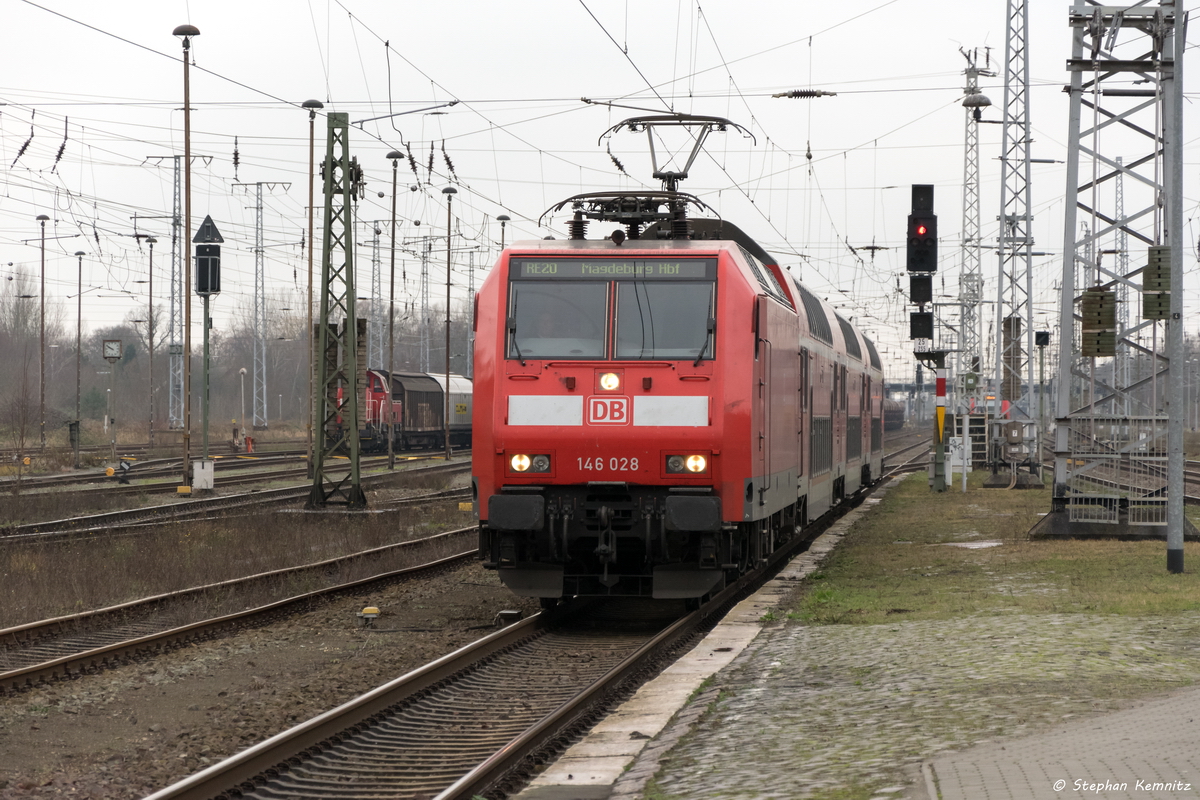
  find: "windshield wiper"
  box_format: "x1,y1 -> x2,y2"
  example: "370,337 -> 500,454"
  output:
508,317 -> 526,366
693,317 -> 715,367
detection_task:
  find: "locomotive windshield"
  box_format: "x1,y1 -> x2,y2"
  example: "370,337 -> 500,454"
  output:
508,281 -> 608,359
507,258 -> 716,361
615,281 -> 714,360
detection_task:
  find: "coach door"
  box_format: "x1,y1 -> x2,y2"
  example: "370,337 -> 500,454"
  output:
799,348 -> 808,477
755,297 -> 771,490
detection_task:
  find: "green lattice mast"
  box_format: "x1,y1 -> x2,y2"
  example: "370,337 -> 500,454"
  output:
308,112 -> 367,508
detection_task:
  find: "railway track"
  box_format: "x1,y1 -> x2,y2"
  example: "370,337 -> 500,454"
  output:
0,443 -> 309,480
0,527 -> 478,695
146,599 -> 689,800
881,437 -> 930,470
143,468 -> 896,800
2,448 -> 448,499
0,458 -> 471,541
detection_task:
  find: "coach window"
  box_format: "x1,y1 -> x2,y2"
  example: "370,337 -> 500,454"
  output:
615,281 -> 715,360
508,281 -> 607,359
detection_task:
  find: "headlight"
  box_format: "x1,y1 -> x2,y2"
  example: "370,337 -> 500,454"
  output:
666,454 -> 709,474
599,372 -> 621,391
510,454 -> 551,473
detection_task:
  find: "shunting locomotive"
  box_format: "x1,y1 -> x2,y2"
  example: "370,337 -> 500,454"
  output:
472,115 -> 884,602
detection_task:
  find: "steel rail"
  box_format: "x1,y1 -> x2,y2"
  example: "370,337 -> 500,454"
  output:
143,612 -> 551,800
1,460 -> 471,541
0,530 -> 477,695
433,596 -> 719,800
5,451 -> 439,499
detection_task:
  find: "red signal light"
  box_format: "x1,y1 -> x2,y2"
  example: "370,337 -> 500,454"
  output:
916,224 -> 928,236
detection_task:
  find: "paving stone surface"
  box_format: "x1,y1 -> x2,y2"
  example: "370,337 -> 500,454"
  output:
637,612 -> 1200,799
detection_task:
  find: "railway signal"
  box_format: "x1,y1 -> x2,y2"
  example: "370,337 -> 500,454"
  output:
904,185 -> 948,491
193,215 -> 224,488
906,184 -> 937,273
907,185 -> 937,344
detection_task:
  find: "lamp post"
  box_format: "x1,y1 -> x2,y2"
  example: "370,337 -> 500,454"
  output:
442,186 -> 457,461
302,98 -> 323,478
387,150 -> 403,469
36,214 -> 48,449
241,367 -> 248,448
173,22 -> 199,488
146,236 -> 157,447
1035,331 -> 1050,478
497,214 -> 510,250
73,250 -> 85,468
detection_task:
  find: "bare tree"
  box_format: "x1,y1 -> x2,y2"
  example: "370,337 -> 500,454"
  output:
3,344 -> 36,495
0,268 -> 38,341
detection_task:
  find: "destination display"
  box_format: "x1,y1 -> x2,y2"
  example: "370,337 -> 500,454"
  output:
512,259 -> 715,280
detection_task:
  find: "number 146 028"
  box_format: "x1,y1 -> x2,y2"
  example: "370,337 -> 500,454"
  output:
578,456 -> 639,471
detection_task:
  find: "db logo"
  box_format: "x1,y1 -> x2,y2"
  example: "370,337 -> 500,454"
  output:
588,396 -> 630,425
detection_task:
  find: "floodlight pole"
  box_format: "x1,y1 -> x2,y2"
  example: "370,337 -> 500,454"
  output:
74,250 -> 85,469
302,99 -> 324,479
239,367 -> 246,444
37,214 -> 48,450
387,150 -> 402,470
443,186 -> 456,461
146,237 -> 157,447
173,23 -> 200,488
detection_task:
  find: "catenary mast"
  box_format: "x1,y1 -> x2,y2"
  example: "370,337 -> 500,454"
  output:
958,48 -> 993,402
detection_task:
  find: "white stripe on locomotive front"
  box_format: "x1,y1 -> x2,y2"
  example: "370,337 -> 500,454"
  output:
507,395 -> 711,427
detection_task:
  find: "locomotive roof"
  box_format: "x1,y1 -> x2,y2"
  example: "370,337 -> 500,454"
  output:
639,218 -> 776,267
505,237 -> 734,251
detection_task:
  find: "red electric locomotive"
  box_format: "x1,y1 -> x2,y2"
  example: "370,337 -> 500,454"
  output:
472,116 -> 884,602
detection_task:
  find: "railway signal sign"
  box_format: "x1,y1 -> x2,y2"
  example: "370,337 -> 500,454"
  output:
906,184 -> 937,272
910,273 -> 932,304
909,311 -> 934,340
193,215 -> 223,296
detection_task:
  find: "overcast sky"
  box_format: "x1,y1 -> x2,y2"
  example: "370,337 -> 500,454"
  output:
3,0 -> 1197,383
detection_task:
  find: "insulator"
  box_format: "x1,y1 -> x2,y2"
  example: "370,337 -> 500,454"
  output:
626,221 -> 642,241
11,127 -> 33,168
670,203 -> 690,239
567,211 -> 587,240
771,89 -> 838,99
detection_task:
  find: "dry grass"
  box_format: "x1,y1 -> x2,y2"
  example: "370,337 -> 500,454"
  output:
0,479 -> 476,627
787,470 -> 1200,625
